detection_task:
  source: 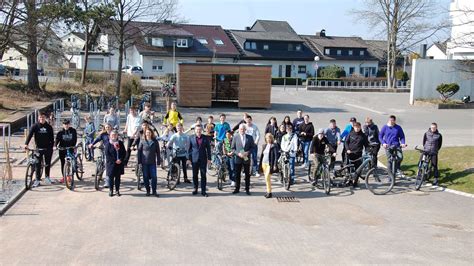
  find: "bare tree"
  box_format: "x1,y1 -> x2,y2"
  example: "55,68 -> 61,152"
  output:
353,0 -> 448,89
0,0 -> 70,92
0,0 -> 19,59
104,0 -> 179,98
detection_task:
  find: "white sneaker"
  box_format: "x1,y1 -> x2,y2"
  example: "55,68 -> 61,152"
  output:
231,181 -> 236,187
32,180 -> 40,187
254,173 -> 261,178
103,176 -> 109,188
44,177 -> 53,185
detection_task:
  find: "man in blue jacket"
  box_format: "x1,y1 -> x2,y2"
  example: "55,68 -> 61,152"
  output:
188,124 -> 211,197
379,115 -> 407,176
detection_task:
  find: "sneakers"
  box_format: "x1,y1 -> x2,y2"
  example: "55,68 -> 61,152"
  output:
254,173 -> 261,178
32,180 -> 40,187
230,181 -> 236,187
103,176 -> 109,188
432,178 -> 439,186
44,176 -> 55,184
59,177 -> 65,184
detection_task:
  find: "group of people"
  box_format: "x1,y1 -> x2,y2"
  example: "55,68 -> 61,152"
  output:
24,101 -> 444,199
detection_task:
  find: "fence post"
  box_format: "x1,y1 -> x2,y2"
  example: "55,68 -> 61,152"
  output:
283,78 -> 286,91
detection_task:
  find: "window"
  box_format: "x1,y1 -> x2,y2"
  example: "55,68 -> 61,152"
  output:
9,56 -> 13,60
152,38 -> 163,47
295,44 -> 302,51
349,50 -> 353,56
177,39 -> 188,48
349,67 -> 355,75
19,57 -> 22,61
298,65 -> 306,74
263,44 -> 269,50
213,39 -> 224,45
152,60 -> 164,71
325,48 -> 330,55
245,41 -> 256,50
288,43 -> 294,51
337,50 -> 341,55
278,65 -> 283,77
360,50 -> 365,56
68,38 -> 71,42
198,38 -> 208,44
72,38 -> 75,42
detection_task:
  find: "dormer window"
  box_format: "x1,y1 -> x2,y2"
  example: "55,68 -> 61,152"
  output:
177,39 -> 188,48
214,39 -> 224,45
288,44 -> 293,51
245,41 -> 256,50
295,44 -> 302,51
360,50 -> 365,56
337,50 -> 341,55
263,44 -> 269,50
152,38 -> 164,47
198,38 -> 208,44
325,48 -> 330,55
349,50 -> 353,56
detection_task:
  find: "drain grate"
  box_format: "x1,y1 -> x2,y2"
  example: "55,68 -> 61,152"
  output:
275,193 -> 299,203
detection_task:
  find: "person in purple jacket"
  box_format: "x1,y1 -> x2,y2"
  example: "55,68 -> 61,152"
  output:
379,115 -> 407,176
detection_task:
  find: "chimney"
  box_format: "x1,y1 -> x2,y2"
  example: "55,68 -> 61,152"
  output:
318,29 -> 326,37
164,20 -> 172,25
245,26 -> 251,31
420,44 -> 427,58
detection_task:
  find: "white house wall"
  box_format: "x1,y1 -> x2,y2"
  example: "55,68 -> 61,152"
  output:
142,56 -> 200,77
427,46 -> 447,59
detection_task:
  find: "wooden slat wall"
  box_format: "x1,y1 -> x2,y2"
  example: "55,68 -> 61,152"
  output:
239,66 -> 272,108
178,64 -> 272,109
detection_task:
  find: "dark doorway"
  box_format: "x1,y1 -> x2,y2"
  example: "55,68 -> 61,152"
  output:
212,74 -> 239,102
285,65 -> 292,77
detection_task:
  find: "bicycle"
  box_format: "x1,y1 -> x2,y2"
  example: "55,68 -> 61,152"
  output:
24,148 -> 47,190
92,146 -> 105,190
216,154 -> 228,190
58,145 -> 83,191
207,142 -> 221,176
365,145 -> 399,195
82,134 -> 92,161
160,140 -> 170,169
135,162 -> 143,190
295,137 -> 304,165
414,145 -> 434,190
309,153 -> 332,195
166,147 -> 181,190
277,151 -> 291,190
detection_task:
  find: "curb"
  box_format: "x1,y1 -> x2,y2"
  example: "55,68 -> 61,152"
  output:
0,186 -> 26,216
377,160 -> 474,199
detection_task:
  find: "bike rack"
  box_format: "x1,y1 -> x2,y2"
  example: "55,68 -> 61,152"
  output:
0,124 -> 11,152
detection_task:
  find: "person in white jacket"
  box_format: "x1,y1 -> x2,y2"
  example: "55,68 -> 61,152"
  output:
280,123 -> 298,184
245,115 -> 260,177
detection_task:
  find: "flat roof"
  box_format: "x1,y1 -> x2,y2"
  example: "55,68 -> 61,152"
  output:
178,62 -> 272,67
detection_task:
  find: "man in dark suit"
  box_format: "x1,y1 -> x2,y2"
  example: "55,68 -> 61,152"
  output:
188,124 -> 212,197
231,124 -> 256,195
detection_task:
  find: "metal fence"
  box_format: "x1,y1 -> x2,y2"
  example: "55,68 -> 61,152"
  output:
306,78 -> 410,89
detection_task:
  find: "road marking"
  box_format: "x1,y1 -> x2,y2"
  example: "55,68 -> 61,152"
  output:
344,103 -> 387,115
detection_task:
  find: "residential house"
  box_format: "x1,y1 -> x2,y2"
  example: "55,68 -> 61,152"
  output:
87,20 -> 240,77
446,0 -> 474,59
427,41 -> 448,59
227,20 -> 316,79
302,30 -> 380,77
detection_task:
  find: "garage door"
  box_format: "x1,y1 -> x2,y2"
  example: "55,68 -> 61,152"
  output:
87,58 -> 104,70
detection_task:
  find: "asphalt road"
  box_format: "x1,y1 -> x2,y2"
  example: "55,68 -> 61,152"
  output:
1,88 -> 473,265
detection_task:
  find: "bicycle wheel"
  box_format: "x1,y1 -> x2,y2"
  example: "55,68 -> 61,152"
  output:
64,160 -> 74,191
415,164 -> 427,190
167,163 -> 180,190
208,157 -> 218,176
365,168 -> 394,195
284,164 -> 291,191
136,164 -> 143,190
25,163 -> 35,190
322,167 -> 331,195
94,161 -> 103,191
76,156 -> 84,181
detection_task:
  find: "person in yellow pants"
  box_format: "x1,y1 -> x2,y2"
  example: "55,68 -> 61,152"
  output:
259,133 -> 278,198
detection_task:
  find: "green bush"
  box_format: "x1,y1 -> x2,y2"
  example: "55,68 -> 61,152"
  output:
271,78 -> 304,86
395,71 -> 409,82
376,69 -> 387,77
436,83 -> 460,102
319,65 -> 346,78
121,75 -> 143,103
74,72 -> 109,84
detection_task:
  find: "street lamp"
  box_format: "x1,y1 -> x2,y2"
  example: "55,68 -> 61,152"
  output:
173,40 -> 176,83
313,56 -> 320,86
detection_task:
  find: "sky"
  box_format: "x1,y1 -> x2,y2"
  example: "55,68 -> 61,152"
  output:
177,0 -> 452,41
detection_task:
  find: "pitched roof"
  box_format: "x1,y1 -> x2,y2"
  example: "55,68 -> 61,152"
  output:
429,40 -> 448,54
70,32 -> 86,41
180,24 -> 240,56
230,29 -> 303,42
365,40 -> 387,62
250,20 -> 297,33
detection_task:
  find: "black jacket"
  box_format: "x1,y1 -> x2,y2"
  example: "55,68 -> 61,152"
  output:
310,136 -> 334,155
25,122 -> 54,149
292,117 -> 304,133
105,141 -> 126,177
265,124 -> 278,136
344,131 -> 368,154
363,124 -> 380,145
274,130 -> 286,147
423,129 -> 442,154
299,122 -> 315,142
258,143 -> 279,174
55,128 -> 77,148
137,138 -> 161,165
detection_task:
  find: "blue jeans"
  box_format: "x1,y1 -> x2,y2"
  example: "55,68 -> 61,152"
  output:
303,140 -> 311,165
142,164 -> 157,193
226,156 -> 235,181
289,156 -> 296,181
251,146 -> 258,174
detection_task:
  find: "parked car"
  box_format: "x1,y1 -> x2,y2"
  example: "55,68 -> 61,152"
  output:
122,65 -> 143,77
0,64 -> 5,76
